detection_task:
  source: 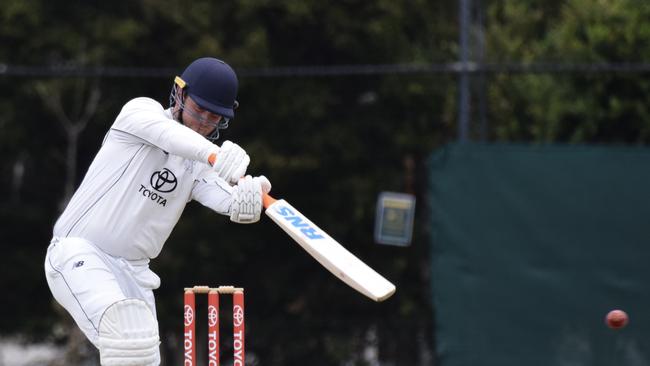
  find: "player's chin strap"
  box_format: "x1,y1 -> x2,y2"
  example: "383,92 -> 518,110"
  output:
169,77 -> 236,142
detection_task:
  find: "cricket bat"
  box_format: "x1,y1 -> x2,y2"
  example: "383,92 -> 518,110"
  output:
263,193 -> 396,302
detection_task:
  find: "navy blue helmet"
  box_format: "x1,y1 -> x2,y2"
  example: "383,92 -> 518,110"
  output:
170,57 -> 239,141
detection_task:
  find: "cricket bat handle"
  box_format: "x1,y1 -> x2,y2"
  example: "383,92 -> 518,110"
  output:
262,193 -> 277,209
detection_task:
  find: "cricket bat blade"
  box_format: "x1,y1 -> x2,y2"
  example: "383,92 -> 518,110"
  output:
264,196 -> 396,302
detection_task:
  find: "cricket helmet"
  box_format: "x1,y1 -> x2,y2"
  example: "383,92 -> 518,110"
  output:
175,57 -> 239,119
169,57 -> 239,141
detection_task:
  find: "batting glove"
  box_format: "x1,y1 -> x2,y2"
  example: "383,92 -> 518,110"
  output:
230,175 -> 272,224
213,140 -> 250,185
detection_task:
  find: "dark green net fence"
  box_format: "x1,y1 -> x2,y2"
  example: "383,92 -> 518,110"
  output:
428,144 -> 650,366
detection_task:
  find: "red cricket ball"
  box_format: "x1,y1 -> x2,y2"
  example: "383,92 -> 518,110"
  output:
606,309 -> 629,329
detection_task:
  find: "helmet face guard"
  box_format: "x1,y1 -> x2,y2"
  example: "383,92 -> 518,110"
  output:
169,79 -> 233,142
169,58 -> 239,142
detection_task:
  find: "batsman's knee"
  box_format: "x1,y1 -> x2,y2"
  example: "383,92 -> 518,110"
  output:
98,298 -> 160,366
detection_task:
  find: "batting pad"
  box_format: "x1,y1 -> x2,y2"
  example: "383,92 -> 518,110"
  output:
98,299 -> 160,366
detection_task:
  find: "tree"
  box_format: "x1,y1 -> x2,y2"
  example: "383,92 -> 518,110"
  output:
35,79 -> 101,208
4,0 -> 650,365
485,0 -> 650,143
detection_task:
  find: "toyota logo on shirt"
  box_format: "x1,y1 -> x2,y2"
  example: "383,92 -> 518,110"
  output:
150,168 -> 177,193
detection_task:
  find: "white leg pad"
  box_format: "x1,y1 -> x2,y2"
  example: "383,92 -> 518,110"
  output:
98,299 -> 160,366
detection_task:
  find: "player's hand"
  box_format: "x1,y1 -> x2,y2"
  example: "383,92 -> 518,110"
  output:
213,140 -> 250,185
230,175 -> 272,224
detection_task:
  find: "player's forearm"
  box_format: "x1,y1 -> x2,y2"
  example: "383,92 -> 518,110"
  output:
191,175 -> 233,214
112,97 -> 217,164
151,118 -> 217,163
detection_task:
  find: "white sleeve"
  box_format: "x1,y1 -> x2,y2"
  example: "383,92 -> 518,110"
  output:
111,97 -> 218,164
191,170 -> 234,215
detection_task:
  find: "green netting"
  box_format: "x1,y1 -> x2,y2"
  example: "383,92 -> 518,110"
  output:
428,143 -> 650,366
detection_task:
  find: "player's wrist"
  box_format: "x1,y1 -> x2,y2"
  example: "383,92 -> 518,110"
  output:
208,152 -> 217,166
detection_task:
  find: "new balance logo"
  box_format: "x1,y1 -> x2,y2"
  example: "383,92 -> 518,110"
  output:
73,261 -> 85,269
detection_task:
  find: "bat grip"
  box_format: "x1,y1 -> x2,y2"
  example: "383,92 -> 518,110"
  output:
262,193 -> 277,208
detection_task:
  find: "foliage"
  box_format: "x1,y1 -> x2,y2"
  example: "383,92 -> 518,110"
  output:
1,0 -> 649,365
486,0 -> 650,143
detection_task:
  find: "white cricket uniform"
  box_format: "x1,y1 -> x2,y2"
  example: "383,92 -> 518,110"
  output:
44,97 -> 233,357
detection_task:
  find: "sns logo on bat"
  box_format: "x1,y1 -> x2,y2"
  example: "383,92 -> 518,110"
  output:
273,205 -> 325,240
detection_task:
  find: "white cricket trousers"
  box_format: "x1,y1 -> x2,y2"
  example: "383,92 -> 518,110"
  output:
44,237 -> 161,360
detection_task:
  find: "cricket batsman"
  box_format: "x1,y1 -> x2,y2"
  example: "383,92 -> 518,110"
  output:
44,57 -> 270,365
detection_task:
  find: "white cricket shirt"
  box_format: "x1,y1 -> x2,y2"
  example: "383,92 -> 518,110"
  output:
53,97 -> 233,260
